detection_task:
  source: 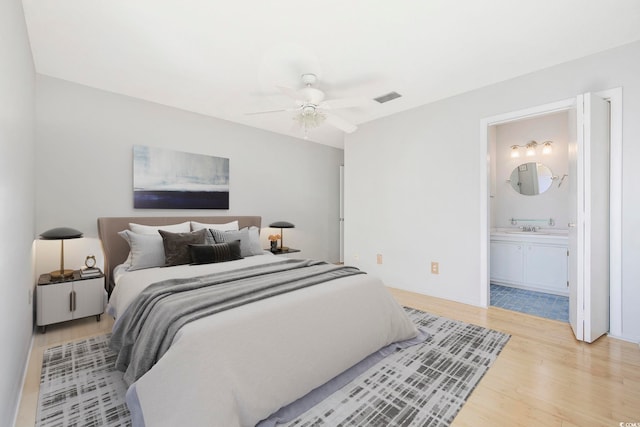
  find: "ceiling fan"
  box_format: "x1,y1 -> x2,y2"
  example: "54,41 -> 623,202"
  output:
248,73 -> 368,136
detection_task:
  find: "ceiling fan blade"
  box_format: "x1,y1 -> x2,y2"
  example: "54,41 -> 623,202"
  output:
324,112 -> 358,133
245,107 -> 299,116
320,97 -> 373,110
276,85 -> 302,101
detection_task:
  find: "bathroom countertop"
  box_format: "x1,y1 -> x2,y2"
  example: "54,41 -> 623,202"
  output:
491,228 -> 568,243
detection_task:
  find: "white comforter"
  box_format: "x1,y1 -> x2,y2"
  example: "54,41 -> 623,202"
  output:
109,254 -> 418,427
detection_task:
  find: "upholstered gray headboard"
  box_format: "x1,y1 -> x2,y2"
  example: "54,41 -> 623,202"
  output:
97,216 -> 262,292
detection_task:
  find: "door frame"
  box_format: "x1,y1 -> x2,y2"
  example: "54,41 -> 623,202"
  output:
479,87 -> 622,337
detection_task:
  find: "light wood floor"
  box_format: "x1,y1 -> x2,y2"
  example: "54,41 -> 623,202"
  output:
16,315 -> 114,427
15,289 -> 640,427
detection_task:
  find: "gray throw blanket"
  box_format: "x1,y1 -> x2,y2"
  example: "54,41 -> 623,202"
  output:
109,259 -> 364,385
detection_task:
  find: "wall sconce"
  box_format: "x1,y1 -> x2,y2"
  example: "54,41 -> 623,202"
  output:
510,140 -> 553,158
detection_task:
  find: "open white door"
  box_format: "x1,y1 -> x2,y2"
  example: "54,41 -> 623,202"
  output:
339,165 -> 345,263
568,93 -> 610,342
567,105 -> 582,339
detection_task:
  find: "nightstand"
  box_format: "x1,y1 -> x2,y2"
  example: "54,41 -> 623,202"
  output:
269,248 -> 301,255
36,270 -> 106,333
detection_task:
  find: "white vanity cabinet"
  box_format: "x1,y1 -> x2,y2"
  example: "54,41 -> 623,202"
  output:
490,232 -> 568,295
490,241 -> 524,284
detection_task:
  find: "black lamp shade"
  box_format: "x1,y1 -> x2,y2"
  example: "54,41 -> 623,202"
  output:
269,221 -> 294,229
40,227 -> 83,240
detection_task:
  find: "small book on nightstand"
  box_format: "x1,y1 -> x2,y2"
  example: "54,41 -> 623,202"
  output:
80,267 -> 101,278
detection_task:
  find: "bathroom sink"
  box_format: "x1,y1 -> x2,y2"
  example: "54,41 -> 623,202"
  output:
504,230 -> 551,235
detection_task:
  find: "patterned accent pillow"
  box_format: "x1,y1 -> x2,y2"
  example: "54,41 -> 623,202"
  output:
188,241 -> 243,265
158,229 -> 206,266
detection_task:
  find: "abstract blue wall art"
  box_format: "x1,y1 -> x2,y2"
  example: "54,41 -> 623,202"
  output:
133,145 -> 230,209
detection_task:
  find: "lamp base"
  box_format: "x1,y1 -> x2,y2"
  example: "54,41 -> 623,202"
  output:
49,269 -> 74,279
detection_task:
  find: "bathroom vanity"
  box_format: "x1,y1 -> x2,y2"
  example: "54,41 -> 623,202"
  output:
490,229 -> 568,295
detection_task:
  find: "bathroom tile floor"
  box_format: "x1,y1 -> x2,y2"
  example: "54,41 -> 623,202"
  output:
490,283 -> 569,322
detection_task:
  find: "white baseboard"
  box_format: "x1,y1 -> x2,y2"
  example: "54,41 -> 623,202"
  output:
12,329 -> 35,427
606,332 -> 640,345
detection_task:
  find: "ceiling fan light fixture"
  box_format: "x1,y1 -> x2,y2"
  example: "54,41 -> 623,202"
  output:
294,107 -> 326,129
250,73 -> 360,136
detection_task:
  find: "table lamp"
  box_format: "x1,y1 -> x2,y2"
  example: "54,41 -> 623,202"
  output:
40,227 -> 83,279
269,221 -> 294,251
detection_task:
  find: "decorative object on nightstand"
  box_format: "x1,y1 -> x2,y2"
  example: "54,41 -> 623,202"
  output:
85,254 -> 96,268
81,255 -> 101,278
268,234 -> 280,252
80,268 -> 101,278
269,221 -> 294,251
36,269 -> 106,333
39,227 -> 83,279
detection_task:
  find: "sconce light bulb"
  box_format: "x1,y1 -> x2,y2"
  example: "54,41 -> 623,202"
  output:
542,141 -> 553,155
510,146 -> 520,158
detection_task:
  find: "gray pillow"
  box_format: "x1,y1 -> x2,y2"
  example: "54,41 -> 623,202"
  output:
210,227 -> 264,257
190,220 -> 239,244
118,230 -> 165,271
158,229 -> 206,266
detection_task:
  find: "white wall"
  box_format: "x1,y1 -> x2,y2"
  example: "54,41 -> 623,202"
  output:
345,40 -> 640,342
0,0 -> 36,424
493,111 -> 569,230
34,76 -> 344,273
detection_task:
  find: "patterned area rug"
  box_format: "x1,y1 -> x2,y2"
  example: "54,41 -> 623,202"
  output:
36,334 -> 130,427
36,308 -> 510,427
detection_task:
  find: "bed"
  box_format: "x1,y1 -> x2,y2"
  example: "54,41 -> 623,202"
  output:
98,216 -> 422,427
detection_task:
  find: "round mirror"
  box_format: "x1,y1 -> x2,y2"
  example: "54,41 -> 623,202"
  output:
509,162 -> 554,196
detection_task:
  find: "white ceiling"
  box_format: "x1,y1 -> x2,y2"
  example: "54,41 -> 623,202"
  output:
21,0 -> 640,148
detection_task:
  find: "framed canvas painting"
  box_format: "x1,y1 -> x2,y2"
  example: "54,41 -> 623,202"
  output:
133,145 -> 229,209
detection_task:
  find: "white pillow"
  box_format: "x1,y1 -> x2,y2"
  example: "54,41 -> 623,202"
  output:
191,220 -> 239,244
247,226 -> 264,255
118,230 -> 165,271
129,221 -> 190,235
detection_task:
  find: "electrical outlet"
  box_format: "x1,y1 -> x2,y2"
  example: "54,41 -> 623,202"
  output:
431,262 -> 439,274
376,254 -> 383,264
353,254 -> 359,261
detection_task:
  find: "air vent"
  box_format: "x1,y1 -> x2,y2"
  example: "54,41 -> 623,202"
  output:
374,91 -> 402,104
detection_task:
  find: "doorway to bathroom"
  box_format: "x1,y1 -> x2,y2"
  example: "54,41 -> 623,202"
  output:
487,110 -> 571,322
479,89 -> 622,342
